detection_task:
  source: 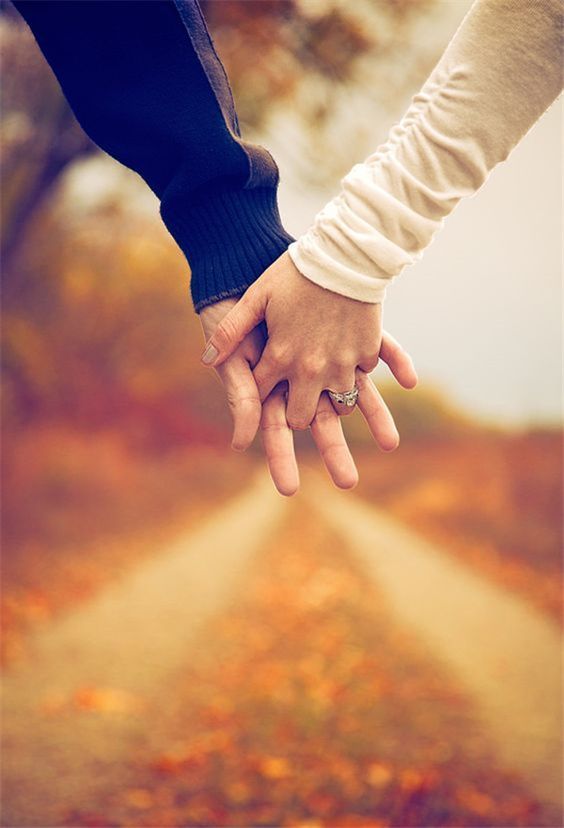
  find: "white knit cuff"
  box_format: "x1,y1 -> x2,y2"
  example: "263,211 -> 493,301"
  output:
288,239 -> 387,304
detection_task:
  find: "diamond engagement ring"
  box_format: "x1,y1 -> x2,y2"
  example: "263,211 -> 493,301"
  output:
327,386 -> 360,407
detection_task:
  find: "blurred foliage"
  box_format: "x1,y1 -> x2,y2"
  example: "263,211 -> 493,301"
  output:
1,192 -> 224,445
200,0 -> 434,132
355,430 -> 563,620
200,0 -> 372,129
343,380 -> 473,447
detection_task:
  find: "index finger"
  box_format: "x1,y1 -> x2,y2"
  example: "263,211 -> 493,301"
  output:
216,356 -> 262,452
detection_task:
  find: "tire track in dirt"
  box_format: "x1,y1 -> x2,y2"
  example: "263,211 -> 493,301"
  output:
307,477 -> 562,809
1,473 -> 288,827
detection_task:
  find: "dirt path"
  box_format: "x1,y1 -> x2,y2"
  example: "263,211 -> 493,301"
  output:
2,473 -> 561,825
307,477 -> 562,809
1,474 -> 288,827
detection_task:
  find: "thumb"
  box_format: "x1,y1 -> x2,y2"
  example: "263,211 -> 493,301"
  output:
201,286 -> 266,367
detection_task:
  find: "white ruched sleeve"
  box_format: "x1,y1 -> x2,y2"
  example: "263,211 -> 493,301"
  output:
288,0 -> 563,303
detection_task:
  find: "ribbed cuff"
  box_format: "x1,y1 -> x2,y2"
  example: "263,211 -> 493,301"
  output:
161,186 -> 294,312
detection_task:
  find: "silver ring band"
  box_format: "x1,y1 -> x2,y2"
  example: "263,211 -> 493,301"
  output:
327,386 -> 359,407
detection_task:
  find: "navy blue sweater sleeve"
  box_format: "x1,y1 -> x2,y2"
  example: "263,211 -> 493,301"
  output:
12,0 -> 294,311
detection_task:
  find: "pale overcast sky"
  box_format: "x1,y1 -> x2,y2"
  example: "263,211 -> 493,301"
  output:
381,99 -> 562,428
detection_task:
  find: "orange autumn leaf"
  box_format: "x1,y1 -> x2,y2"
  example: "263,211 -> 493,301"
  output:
456,785 -> 496,816
259,756 -> 292,780
367,762 -> 393,788
152,754 -> 184,776
122,788 -> 154,811
225,780 -> 253,805
72,686 -> 143,715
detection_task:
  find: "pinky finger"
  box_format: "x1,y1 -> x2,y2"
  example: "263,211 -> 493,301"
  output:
379,332 -> 418,389
357,371 -> 400,452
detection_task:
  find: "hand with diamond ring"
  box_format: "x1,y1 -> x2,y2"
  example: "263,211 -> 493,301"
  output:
199,256 -> 417,495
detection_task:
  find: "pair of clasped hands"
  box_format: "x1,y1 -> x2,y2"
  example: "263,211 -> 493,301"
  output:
200,252 -> 418,496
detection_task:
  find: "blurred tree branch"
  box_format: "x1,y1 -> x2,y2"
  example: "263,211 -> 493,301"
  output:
1,11 -> 96,278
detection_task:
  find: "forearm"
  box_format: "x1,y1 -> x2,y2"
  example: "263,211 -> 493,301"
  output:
289,0 -> 563,303
14,0 -> 293,311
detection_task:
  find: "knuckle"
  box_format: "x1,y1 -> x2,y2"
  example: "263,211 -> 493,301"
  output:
330,367 -> 355,386
299,355 -> 326,379
226,391 -> 260,412
269,343 -> 292,367
261,420 -> 287,433
301,365 -> 317,382
215,314 -> 238,345
332,350 -> 355,370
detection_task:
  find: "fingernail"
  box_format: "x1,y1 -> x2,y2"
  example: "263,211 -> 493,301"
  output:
201,343 -> 218,365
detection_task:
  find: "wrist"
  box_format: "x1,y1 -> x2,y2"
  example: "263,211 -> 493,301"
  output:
199,298 -> 238,339
161,187 -> 294,313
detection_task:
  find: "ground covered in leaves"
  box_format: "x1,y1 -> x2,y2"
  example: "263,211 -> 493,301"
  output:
69,506 -> 558,828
